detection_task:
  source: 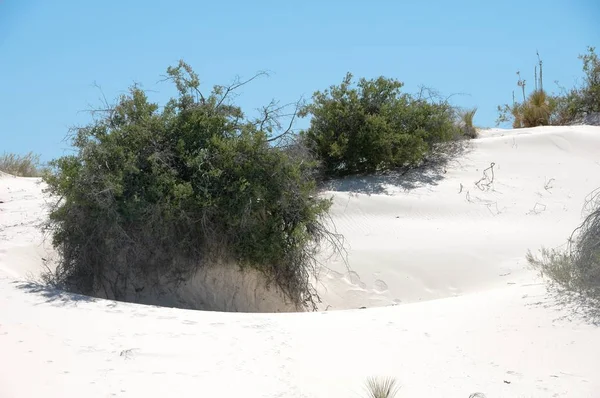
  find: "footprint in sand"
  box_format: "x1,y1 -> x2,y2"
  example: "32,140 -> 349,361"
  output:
373,279 -> 389,293
345,271 -> 367,289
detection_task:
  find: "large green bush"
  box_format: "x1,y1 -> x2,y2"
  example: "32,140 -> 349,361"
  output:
42,61 -> 338,310
298,73 -> 463,177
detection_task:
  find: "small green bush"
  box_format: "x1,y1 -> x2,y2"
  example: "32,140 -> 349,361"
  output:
553,46 -> 600,124
575,46 -> 600,115
42,61 -> 340,310
298,73 -> 463,178
0,152 -> 43,177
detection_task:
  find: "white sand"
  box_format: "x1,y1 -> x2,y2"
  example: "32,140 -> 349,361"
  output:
1,125 -> 600,397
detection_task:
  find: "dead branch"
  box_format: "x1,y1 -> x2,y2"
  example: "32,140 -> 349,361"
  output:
215,71 -> 270,109
544,177 -> 555,193
527,202 -> 547,215
465,190 -> 473,203
415,85 -> 469,103
264,97 -> 304,145
475,162 -> 496,191
485,201 -> 505,216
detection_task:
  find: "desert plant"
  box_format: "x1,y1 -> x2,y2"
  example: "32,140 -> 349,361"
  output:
577,46 -> 600,115
553,46 -> 600,124
527,187 -> 600,298
548,89 -> 581,125
0,152 -> 43,177
42,60 -> 342,310
364,376 -> 400,398
460,107 -> 478,138
498,46 -> 600,127
521,89 -> 551,127
299,73 -> 463,178
497,74 -> 551,128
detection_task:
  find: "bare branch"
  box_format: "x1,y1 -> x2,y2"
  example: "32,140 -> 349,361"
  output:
474,162 -> 496,191
544,177 -> 555,193
265,97 -> 304,145
415,85 -> 469,103
215,71 -> 270,109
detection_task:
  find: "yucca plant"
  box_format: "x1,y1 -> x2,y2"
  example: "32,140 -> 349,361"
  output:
364,376 -> 400,398
460,107 -> 478,138
522,89 -> 551,127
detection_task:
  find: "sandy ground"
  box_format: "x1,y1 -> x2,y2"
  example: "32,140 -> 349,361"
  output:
1,126 -> 600,397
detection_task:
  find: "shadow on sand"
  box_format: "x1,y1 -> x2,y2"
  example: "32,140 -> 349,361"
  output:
320,140 -> 472,195
546,288 -> 600,327
527,283 -> 600,327
13,281 -> 98,307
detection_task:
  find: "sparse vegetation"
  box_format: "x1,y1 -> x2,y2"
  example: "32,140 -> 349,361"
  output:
527,187 -> 600,300
298,73 -> 466,178
459,107 -> 478,138
498,46 -> 600,127
41,60 -> 343,311
522,89 -> 552,127
364,376 -> 400,398
0,152 -> 43,177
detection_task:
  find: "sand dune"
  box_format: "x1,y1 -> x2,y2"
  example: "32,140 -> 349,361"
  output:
1,125 -> 600,397
316,126 -> 600,310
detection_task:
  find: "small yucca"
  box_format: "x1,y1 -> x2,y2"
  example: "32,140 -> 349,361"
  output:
460,107 -> 478,138
522,90 -> 551,127
364,376 -> 400,398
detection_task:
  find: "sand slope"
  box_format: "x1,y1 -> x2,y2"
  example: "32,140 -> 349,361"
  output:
316,126 -> 600,310
1,125 -> 600,397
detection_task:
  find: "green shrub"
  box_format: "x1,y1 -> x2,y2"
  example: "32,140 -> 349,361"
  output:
298,73 -> 463,178
0,152 -> 43,177
42,61 -> 340,310
554,46 -> 600,124
576,46 -> 600,115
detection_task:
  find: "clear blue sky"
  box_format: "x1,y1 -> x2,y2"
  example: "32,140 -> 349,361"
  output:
1,0 -> 598,162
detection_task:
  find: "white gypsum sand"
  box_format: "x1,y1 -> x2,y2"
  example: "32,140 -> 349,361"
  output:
1,125 -> 599,397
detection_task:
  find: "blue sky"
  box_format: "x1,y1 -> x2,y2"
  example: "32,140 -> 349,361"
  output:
1,0 -> 598,162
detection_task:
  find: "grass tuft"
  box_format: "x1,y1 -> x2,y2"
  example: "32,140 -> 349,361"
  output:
0,152 -> 43,177
364,376 -> 400,398
521,90 -> 551,127
460,107 -> 478,138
